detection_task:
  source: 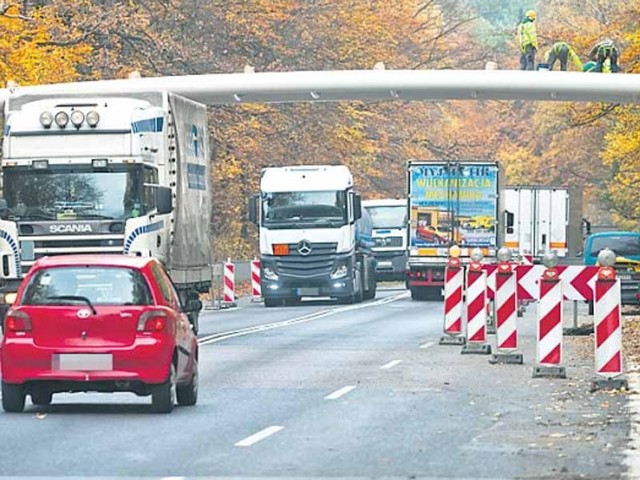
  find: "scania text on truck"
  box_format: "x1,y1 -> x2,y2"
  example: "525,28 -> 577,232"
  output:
0,92 -> 211,331
504,186 -> 583,261
249,165 -> 376,307
407,161 -> 504,300
362,198 -> 408,282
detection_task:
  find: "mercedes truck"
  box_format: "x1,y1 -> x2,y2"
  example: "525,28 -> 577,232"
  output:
0,91 -> 212,331
250,165 -> 376,307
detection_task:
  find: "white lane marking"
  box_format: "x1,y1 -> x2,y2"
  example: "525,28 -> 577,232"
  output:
161,477 -> 185,480
624,368 -> 640,478
419,341 -> 436,349
198,292 -> 409,346
380,359 -> 403,370
235,426 -> 284,447
324,385 -> 356,400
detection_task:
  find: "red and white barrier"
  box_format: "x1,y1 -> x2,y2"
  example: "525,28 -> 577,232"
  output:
533,267 -> 565,377
462,262 -> 491,354
440,257 -> 465,345
251,259 -> 262,301
223,261 -> 235,305
495,264 -> 518,350
594,277 -> 623,378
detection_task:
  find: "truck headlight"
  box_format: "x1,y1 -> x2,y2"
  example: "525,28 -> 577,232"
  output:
331,262 -> 349,279
264,266 -> 278,281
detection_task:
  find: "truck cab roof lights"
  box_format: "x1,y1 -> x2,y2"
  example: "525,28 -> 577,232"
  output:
86,111 -> 100,127
70,110 -> 85,128
39,111 -> 54,128
54,111 -> 69,128
31,160 -> 49,169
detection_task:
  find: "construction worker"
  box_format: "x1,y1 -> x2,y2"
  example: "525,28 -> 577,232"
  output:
517,10 -> 538,70
589,39 -> 620,73
544,42 -> 583,71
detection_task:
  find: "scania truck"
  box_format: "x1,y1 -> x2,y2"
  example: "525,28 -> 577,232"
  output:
0,91 -> 212,331
250,165 -> 376,307
407,160 -> 504,300
362,198 -> 407,282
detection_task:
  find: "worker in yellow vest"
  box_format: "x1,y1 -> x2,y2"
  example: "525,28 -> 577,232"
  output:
517,10 -> 538,70
544,42 -> 583,71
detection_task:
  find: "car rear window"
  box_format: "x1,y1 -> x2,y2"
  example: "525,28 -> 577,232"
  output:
590,235 -> 640,258
21,266 -> 153,306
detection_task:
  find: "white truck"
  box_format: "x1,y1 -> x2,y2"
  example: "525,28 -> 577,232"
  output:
504,186 -> 583,261
362,198 -> 407,282
0,91 -> 211,331
250,165 -> 376,307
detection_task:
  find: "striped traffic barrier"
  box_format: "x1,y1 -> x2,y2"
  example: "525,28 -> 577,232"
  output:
223,260 -> 236,307
533,252 -> 566,378
490,248 -> 523,364
440,247 -> 466,346
251,259 -> 262,302
462,249 -> 491,355
591,248 -> 627,392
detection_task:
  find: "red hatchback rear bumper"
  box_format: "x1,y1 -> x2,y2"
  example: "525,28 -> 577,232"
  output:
1,336 -> 173,386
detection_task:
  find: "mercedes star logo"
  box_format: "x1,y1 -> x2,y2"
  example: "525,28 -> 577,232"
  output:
297,240 -> 312,256
77,309 -> 91,319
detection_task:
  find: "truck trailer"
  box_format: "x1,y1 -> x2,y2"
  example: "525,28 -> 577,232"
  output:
0,92 -> 212,331
362,198 -> 407,282
407,160 -> 504,300
250,165 -> 376,307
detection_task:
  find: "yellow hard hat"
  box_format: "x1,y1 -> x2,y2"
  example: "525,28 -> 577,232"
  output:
526,10 -> 536,20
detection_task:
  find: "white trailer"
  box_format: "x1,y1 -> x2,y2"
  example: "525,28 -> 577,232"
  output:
0,92 -> 211,330
504,186 -> 582,260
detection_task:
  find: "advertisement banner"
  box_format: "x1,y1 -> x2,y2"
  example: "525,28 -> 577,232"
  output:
409,163 -> 498,248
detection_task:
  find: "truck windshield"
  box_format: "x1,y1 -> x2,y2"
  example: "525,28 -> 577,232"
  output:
366,206 -> 407,229
589,235 -> 640,258
262,191 -> 347,228
4,165 -> 145,221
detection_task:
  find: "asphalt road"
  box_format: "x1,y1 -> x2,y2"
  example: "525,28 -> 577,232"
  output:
0,288 -> 631,479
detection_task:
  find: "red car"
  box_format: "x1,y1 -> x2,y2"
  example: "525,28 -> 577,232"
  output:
1,255 -> 198,413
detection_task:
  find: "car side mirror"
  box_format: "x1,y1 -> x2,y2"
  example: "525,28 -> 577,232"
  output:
156,187 -> 173,215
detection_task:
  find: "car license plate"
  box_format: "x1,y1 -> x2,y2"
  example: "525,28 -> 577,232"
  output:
377,261 -> 393,268
54,354 -> 113,371
618,273 -> 632,280
298,288 -> 319,296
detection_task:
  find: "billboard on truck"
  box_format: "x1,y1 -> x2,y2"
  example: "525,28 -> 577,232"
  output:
408,162 -> 500,250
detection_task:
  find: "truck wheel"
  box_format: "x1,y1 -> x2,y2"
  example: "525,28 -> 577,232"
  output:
264,298 -> 279,308
2,382 -> 26,413
31,390 -> 53,406
364,274 -> 377,300
151,363 -> 176,414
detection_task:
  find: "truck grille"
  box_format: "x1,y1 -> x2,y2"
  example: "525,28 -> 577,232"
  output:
276,242 -> 338,278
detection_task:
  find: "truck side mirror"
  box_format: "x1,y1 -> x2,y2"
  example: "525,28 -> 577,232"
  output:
249,194 -> 259,225
353,194 -> 362,221
505,211 -> 514,234
156,187 -> 173,215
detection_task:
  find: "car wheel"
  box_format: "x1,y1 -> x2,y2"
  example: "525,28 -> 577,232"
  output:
31,390 -> 53,406
2,382 -> 26,413
151,363 -> 176,414
177,360 -> 198,406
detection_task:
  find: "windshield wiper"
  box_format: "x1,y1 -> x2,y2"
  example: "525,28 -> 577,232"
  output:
46,295 -> 97,315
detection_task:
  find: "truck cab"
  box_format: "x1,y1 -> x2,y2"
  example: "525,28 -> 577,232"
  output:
251,165 -> 376,307
362,198 -> 407,282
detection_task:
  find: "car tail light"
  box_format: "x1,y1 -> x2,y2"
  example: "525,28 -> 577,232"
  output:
4,309 -> 32,332
137,309 -> 168,332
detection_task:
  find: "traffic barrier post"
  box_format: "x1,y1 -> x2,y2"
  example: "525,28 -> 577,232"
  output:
222,259 -> 237,308
533,252 -> 566,378
251,259 -> 262,302
440,246 -> 466,346
591,248 -> 627,392
490,248 -> 523,365
462,248 -> 492,355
